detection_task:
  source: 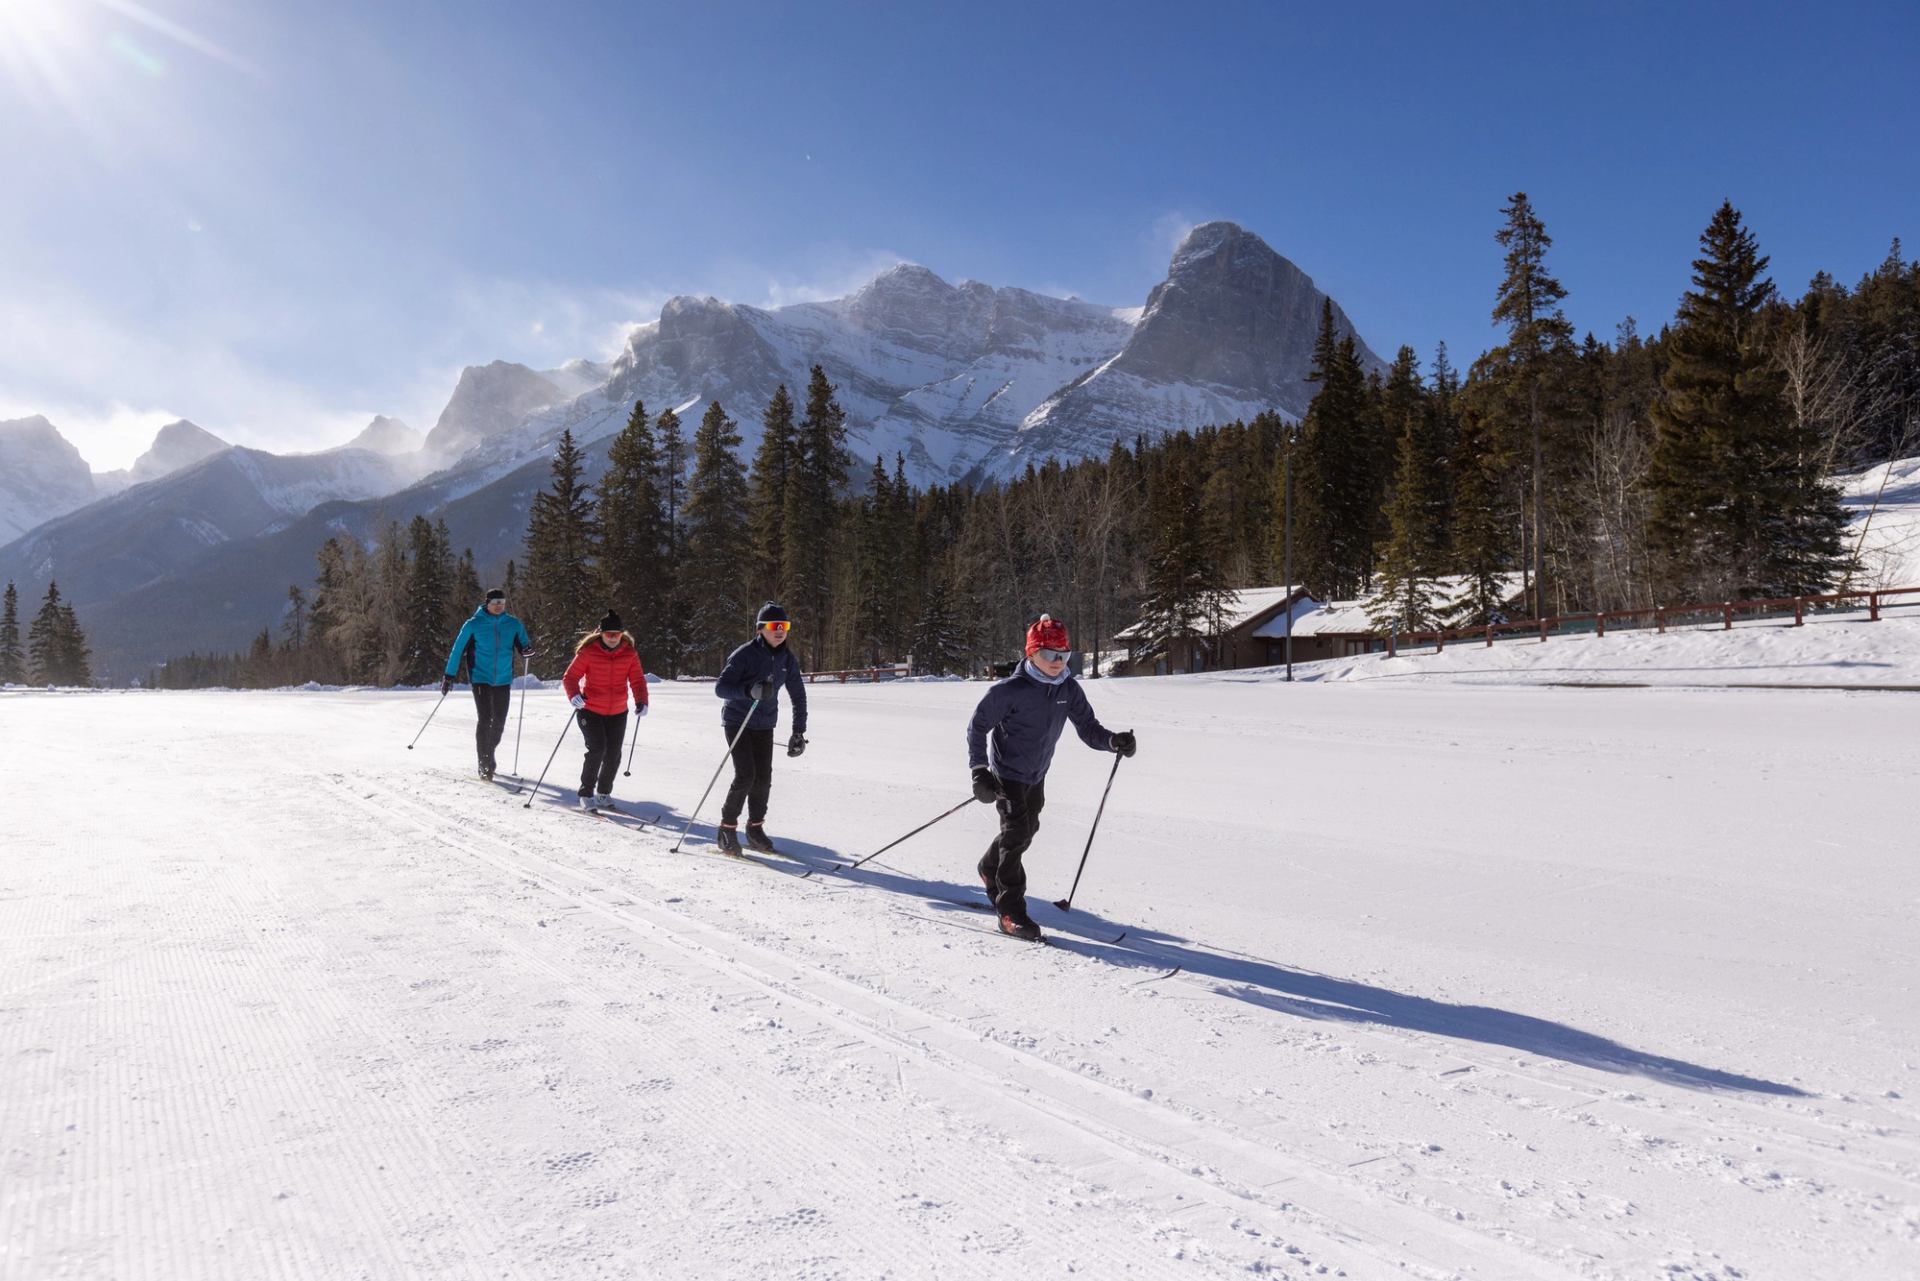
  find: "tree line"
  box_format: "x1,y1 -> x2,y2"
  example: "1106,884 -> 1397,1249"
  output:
1,579 -> 93,687
150,195 -> 1917,686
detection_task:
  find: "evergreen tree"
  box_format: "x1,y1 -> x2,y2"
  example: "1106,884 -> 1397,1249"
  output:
679,400 -> 754,671
1649,202 -> 1846,597
1137,439 -> 1232,667
1370,349 -> 1449,632
27,580 -> 88,685
402,515 -> 453,684
1290,303 -> 1379,599
1491,192 -> 1575,617
282,585 -> 308,652
747,384 -> 798,602
56,598 -> 92,686
0,581 -> 23,684
598,399 -> 669,661
521,429 -> 601,671
1448,379 -> 1518,622
781,366 -> 850,666
450,546 -> 483,623
854,456 -> 901,663
652,406 -> 689,675
911,575 -> 965,675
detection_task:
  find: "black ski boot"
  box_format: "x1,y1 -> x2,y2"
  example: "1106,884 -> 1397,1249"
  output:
744,822 -> 777,854
716,823 -> 744,856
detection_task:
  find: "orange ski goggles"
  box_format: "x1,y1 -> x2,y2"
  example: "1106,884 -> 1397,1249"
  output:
760,620 -> 792,635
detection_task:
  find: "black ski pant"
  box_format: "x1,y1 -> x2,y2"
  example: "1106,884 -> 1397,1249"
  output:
576,709 -> 627,797
979,775 -> 1045,921
471,682 -> 512,769
720,724 -> 776,826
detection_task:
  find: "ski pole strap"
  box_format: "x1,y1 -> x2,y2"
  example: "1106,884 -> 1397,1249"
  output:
845,796 -> 976,871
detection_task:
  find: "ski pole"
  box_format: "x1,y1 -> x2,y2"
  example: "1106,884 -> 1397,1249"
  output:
1053,754 -> 1122,912
520,709 -> 578,808
622,704 -> 641,777
670,699 -> 760,852
511,651 -> 529,775
406,689 -> 449,750
831,796 -> 975,875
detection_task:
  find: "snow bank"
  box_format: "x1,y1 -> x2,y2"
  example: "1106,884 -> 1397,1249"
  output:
1279,610 -> 1920,688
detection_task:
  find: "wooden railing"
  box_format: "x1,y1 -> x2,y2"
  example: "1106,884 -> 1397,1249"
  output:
804,663 -> 913,684
1382,586 -> 1920,657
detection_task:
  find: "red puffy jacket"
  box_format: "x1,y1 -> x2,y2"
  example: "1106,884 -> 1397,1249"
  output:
562,634 -> 648,715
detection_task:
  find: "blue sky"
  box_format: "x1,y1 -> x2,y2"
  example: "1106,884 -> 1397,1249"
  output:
3,0 -> 1915,468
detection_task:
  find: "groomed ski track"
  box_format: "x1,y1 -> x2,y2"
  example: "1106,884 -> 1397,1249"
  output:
4,675 -> 1918,1279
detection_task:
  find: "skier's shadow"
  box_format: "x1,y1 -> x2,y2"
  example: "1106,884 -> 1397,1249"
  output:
798,848 -> 1808,1098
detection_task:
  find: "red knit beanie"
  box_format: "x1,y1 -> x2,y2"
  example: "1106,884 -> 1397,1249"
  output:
1025,613 -> 1070,657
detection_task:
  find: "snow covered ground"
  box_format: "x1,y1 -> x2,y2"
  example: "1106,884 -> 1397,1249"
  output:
4,669 -> 1918,1279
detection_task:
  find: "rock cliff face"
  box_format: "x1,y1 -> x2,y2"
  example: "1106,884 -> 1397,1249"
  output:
0,417 -> 96,545
1002,223 -> 1382,474
589,223 -> 1376,484
423,362 -> 567,460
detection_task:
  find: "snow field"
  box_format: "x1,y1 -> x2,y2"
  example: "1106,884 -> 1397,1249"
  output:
2,674 -> 1917,1279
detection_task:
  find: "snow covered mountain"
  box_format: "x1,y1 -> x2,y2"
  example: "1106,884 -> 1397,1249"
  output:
0,416 -> 97,544
1009,222 -> 1383,468
423,361 -> 571,461
340,415 -> 423,456
92,419 -> 232,496
558,222 -> 1376,485
0,441 -> 425,621
4,221 -> 1382,677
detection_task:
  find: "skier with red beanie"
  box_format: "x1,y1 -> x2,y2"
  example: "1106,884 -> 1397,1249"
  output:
561,610 -> 649,812
965,613 -> 1136,940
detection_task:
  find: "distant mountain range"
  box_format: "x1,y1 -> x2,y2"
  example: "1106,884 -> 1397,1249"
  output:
0,221 -> 1381,679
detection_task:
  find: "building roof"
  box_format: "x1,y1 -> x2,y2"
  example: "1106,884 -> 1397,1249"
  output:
1113,586 -> 1305,641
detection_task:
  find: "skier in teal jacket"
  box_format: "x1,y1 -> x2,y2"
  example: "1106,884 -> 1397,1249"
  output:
442,589 -> 534,780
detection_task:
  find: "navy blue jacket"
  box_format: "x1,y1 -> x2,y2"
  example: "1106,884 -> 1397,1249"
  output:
715,636 -> 808,733
966,662 -> 1114,785
444,606 -> 532,685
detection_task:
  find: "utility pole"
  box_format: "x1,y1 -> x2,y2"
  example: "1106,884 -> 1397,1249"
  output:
1284,432 -> 1296,682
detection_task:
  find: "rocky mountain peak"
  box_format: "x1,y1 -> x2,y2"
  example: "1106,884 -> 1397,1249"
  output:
343,416 -> 423,456
424,362 -> 565,460
131,420 -> 229,483
0,416 -> 96,545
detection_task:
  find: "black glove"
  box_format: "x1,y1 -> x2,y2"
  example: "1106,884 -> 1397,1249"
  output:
1111,730 -> 1136,758
971,766 -> 1000,804
440,675 -> 453,695
786,732 -> 806,758
748,678 -> 774,701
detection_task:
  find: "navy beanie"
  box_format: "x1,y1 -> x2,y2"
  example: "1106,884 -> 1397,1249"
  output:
756,601 -> 789,626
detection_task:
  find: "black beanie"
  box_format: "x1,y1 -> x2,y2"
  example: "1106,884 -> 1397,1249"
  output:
756,601 -> 789,625
485,588 -> 506,602
599,610 -> 623,632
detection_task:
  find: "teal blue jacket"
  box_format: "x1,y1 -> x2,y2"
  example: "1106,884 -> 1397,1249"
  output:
445,606 -> 532,685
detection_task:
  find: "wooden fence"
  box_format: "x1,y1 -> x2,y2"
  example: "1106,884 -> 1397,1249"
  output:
1382,586 -> 1920,657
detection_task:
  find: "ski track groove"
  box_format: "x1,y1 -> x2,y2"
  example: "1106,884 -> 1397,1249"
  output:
344,769 -> 1606,1281
335,777 -> 1197,1278
1,802 -> 525,1281
389,767 -> 1920,1275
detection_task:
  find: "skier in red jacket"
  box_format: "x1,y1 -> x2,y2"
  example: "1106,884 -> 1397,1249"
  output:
561,611 -> 648,812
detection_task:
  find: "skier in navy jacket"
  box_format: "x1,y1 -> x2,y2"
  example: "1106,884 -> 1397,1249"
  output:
442,588 -> 534,780
966,614 -> 1135,940
711,602 -> 809,855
